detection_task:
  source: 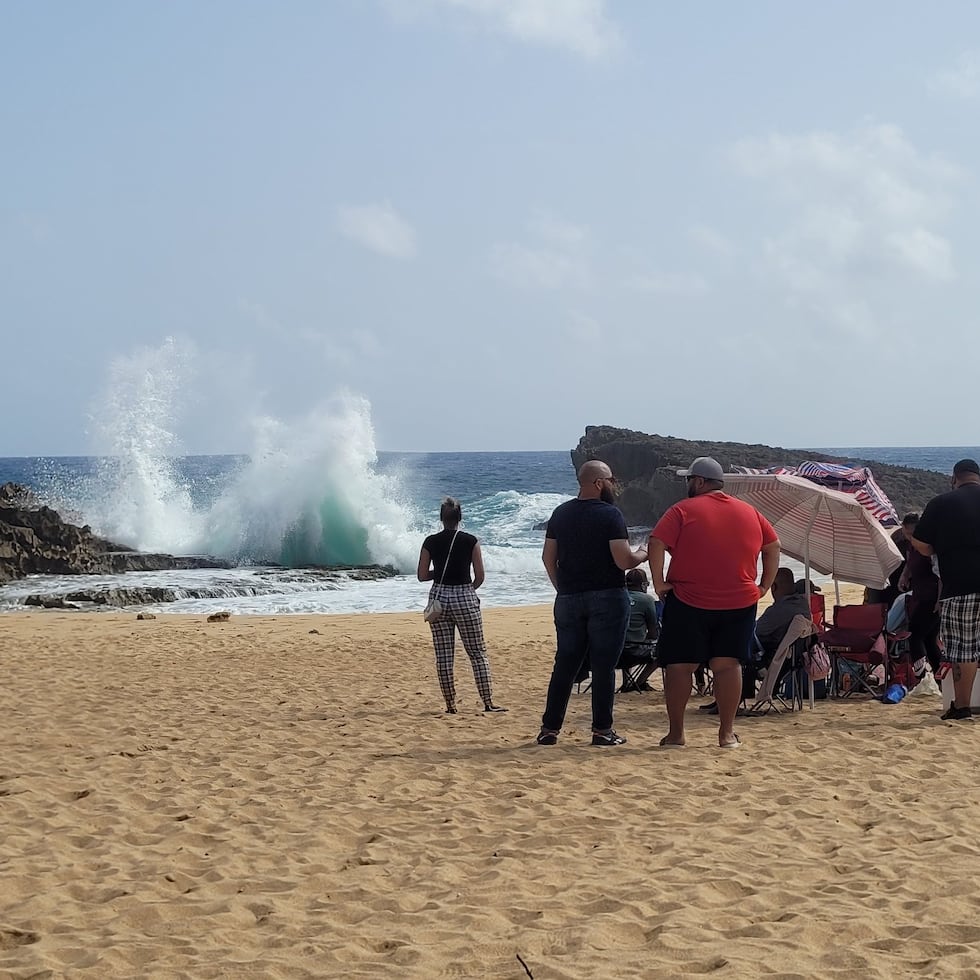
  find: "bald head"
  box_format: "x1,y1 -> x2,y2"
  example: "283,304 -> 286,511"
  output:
578,459 -> 613,486
577,459 -> 617,502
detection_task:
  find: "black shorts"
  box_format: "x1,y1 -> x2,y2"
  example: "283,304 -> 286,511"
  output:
656,592 -> 758,667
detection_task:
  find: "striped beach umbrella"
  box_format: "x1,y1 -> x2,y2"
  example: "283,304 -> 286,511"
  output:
732,462 -> 899,526
722,472 -> 904,591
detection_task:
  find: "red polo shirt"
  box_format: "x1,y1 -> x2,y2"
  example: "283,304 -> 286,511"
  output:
651,492 -> 778,610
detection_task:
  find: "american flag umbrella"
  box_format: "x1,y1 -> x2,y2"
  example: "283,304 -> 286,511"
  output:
720,472 -> 904,590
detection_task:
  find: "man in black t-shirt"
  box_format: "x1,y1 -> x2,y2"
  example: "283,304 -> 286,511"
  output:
537,459 -> 648,747
912,458 -> 980,720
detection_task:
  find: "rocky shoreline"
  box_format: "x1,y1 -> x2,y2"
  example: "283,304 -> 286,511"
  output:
0,482 -> 234,588
0,481 -> 397,608
19,565 -> 400,610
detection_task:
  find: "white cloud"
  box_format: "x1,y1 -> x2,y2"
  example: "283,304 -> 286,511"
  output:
528,212 -> 587,248
238,299 -> 285,335
566,309 -> 601,343
687,223 -> 734,257
625,272 -> 707,296
730,124 -> 958,223
337,202 -> 417,259
491,241 -> 585,289
387,0 -> 622,59
490,212 -> 590,289
729,122 -> 961,333
298,326 -> 384,366
885,228 -> 954,281
930,50 -> 980,99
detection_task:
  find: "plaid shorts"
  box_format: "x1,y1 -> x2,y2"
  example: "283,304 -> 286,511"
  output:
939,593 -> 980,663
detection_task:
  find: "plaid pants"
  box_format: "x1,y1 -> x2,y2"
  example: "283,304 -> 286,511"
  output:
939,593 -> 980,663
428,584 -> 494,707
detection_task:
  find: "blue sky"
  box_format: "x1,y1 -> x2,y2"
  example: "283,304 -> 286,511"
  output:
3,1 -> 979,455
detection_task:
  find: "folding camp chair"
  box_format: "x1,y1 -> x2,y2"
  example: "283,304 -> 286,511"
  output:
747,615 -> 818,715
618,640 -> 658,692
809,592 -> 827,631
822,603 -> 889,697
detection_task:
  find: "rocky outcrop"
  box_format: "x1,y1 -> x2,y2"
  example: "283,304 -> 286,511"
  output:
1,483 -> 124,584
1,482 -> 230,586
0,479 -> 402,606
572,427 -> 950,527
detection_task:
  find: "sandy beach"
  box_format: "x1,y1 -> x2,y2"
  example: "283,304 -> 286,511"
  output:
3,595 -> 980,979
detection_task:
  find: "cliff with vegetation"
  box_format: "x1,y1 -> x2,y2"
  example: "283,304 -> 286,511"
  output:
571,427 -> 949,527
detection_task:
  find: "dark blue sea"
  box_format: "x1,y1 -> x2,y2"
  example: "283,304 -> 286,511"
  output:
0,446 -> 972,614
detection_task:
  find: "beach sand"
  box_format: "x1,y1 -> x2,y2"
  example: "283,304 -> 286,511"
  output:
3,593 -> 979,979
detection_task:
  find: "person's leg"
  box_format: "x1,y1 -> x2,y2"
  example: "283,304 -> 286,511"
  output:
924,612 -> 942,675
541,594 -> 587,735
635,650 -> 658,688
657,594 -> 707,746
953,661 -> 978,713
709,604 -> 758,747
453,586 -> 499,708
939,595 -> 978,716
710,657 -> 743,746
910,603 -> 943,674
663,664 -> 697,744
430,618 -> 457,710
585,589 -> 630,735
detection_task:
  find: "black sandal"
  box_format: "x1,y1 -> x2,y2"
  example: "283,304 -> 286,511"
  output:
484,703 -> 508,713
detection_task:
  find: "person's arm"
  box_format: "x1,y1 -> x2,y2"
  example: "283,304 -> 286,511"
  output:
910,536 -> 934,556
643,597 -> 659,640
471,542 -> 485,590
610,538 -> 647,570
542,537 -> 559,590
755,602 -> 785,643
417,547 -> 434,582
648,536 -> 672,597
759,540 -> 780,596
912,504 -> 937,556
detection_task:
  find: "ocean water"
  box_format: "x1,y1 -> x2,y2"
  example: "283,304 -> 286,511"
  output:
1,438 -> 974,616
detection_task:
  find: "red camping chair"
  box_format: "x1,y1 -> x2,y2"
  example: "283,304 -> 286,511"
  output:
823,603 -> 888,697
809,593 -> 827,632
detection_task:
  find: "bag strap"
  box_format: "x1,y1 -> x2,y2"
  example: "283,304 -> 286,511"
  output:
436,530 -> 460,589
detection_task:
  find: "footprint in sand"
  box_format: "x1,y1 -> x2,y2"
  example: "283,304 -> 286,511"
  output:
0,927 -> 39,950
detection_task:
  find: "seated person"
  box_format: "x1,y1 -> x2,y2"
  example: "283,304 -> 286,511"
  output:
746,566 -> 814,698
701,567 -> 812,710
619,568 -> 660,692
756,567 -> 813,656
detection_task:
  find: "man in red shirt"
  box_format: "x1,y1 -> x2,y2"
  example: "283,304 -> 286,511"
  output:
649,457 -> 780,749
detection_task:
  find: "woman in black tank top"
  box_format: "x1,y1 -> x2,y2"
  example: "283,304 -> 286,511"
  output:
417,497 -> 506,715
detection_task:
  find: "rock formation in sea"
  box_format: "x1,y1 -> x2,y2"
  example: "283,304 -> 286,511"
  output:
571,426 -> 950,527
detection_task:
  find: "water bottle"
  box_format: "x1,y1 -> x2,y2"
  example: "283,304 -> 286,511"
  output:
882,683 -> 907,704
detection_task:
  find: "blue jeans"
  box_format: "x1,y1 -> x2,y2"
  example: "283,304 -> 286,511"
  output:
542,587 -> 630,733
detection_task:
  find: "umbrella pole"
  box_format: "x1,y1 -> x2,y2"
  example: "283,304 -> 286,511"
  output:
803,500 -> 820,710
